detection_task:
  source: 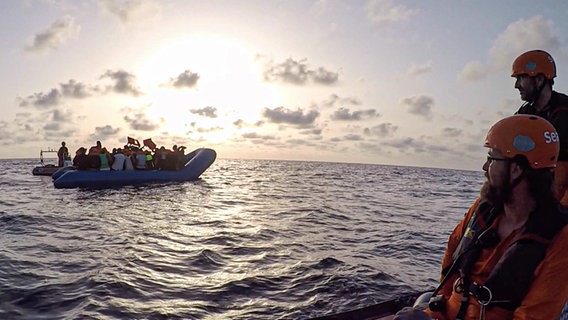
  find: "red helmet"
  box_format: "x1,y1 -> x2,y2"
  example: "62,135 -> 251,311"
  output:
484,115 -> 559,169
511,50 -> 556,79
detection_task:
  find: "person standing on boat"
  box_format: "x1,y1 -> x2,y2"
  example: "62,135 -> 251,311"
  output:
57,141 -> 69,167
512,50 -> 568,206
396,115 -> 568,320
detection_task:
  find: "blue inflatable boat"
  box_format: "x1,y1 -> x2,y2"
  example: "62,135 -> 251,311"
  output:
53,148 -> 216,189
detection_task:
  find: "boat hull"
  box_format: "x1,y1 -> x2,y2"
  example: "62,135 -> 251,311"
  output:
53,148 -> 216,189
309,291 -> 423,320
310,291 -> 568,320
32,165 -> 63,176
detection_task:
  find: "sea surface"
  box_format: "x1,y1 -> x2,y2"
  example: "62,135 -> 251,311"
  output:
0,158 -> 484,319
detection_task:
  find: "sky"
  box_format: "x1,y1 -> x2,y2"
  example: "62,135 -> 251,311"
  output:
2,0 -> 568,170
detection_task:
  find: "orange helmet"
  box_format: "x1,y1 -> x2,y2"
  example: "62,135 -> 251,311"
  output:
511,50 -> 556,79
484,114 -> 559,169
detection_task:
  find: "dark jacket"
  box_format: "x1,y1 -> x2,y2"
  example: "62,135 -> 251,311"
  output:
516,91 -> 568,161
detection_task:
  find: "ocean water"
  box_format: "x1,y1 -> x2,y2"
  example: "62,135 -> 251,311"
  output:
0,158 -> 484,319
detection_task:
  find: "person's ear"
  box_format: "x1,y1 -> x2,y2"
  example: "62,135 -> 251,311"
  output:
509,161 -> 523,181
536,74 -> 547,88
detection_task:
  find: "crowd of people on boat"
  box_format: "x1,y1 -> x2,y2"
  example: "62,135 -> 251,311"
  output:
67,139 -> 189,171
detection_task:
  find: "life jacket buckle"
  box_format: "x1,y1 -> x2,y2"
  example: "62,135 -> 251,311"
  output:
453,277 -> 464,294
470,282 -> 492,306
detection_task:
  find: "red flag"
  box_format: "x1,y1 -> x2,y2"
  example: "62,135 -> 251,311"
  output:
127,136 -> 140,146
143,138 -> 156,150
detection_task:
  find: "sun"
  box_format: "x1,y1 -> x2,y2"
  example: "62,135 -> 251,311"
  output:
136,35 -> 278,139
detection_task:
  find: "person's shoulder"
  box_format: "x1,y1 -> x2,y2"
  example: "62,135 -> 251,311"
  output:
553,90 -> 568,97
548,92 -> 568,118
552,91 -> 568,103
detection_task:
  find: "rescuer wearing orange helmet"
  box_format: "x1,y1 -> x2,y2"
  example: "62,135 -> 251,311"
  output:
410,115 -> 568,320
512,50 -> 568,206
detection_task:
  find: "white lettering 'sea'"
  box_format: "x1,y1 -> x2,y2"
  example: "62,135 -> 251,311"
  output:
544,131 -> 559,143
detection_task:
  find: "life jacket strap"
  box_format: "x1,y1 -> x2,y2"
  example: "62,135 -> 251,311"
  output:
469,281 -> 518,310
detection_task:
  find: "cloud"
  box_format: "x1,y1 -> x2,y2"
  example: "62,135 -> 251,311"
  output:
263,58 -> 308,84
233,119 -> 264,129
381,136 -> 462,158
459,61 -> 489,82
322,94 -> 361,108
90,125 -> 121,141
263,58 -> 339,85
442,128 -> 463,137
1,111 -> 65,144
300,128 -> 322,135
400,95 -> 434,118
331,108 -> 378,121
101,70 -> 143,96
51,109 -> 74,122
459,15 -> 561,82
242,132 -> 277,140
24,16 -> 80,53
383,137 -> 425,152
19,89 -> 62,108
124,113 -> 162,131
364,123 -> 398,137
166,70 -> 200,89
43,122 -> 63,132
366,0 -> 417,26
18,79 -> 98,108
407,62 -> 432,76
98,0 -> 162,24
19,108 -> 76,140
489,15 -> 561,68
190,106 -> 217,118
262,107 -> 320,127
60,79 -> 98,98
233,119 -> 244,128
0,112 -> 46,144
426,144 -> 453,154
196,126 -> 223,133
40,115 -> 77,139
286,138 -> 321,147
312,67 -> 340,84
343,134 -> 364,141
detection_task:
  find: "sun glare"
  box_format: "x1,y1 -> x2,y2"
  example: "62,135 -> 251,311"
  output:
136,35 -> 278,139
